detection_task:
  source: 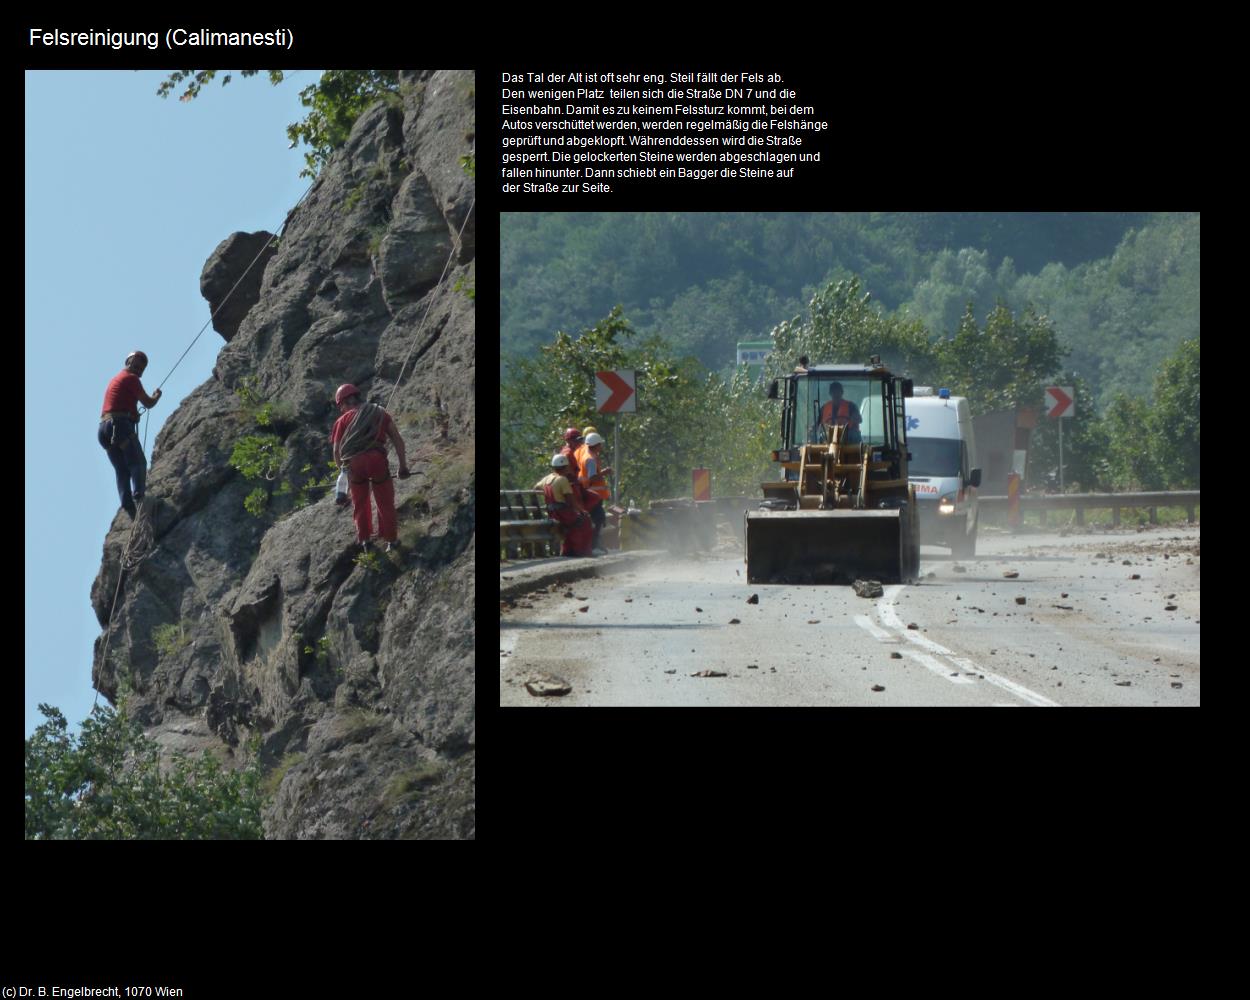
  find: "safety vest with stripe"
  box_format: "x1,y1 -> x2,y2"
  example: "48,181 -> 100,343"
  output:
575,443 -> 611,501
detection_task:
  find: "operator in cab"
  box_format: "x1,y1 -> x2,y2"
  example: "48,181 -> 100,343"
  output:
812,381 -> 862,444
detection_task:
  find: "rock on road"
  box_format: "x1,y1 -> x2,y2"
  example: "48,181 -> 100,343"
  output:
499,526 -> 1200,707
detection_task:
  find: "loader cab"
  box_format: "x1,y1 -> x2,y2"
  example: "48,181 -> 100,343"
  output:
772,364 -> 913,481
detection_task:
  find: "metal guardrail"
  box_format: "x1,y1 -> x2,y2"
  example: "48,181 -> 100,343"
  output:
499,490 -> 561,559
651,490 -> 1200,527
979,490 -> 1200,526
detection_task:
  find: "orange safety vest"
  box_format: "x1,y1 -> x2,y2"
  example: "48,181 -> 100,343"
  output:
820,399 -> 854,425
576,443 -> 611,501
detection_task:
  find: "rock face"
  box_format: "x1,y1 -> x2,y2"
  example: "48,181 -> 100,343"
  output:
200,232 -> 278,342
90,70 -> 476,839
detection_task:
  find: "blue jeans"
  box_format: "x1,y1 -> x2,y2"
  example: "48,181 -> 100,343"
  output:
98,417 -> 146,516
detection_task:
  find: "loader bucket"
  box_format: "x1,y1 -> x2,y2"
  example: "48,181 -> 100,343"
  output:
745,508 -> 919,585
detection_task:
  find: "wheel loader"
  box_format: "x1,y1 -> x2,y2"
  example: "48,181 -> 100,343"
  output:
745,357 -> 920,585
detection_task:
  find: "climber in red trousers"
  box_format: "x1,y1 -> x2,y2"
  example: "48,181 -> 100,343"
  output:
331,383 -> 410,551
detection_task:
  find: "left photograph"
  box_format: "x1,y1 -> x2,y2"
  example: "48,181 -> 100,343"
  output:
25,69 -> 475,839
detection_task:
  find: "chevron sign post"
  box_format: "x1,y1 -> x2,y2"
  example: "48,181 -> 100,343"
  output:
596,370 -> 635,504
1045,386 -> 1075,491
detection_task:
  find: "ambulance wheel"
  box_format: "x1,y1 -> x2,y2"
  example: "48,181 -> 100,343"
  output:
950,518 -> 977,558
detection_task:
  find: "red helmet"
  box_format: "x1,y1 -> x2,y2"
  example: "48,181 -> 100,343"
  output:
125,350 -> 148,371
335,383 -> 361,406
563,427 -> 582,442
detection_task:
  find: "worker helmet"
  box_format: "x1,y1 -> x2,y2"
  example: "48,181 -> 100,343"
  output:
584,432 -> 605,447
582,425 -> 599,436
551,453 -> 570,468
125,350 -> 148,371
563,427 -> 582,442
335,383 -> 361,406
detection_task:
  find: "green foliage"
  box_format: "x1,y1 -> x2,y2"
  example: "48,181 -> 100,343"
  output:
383,762 -> 445,806
459,154 -> 476,179
502,212 -> 1197,410
343,180 -> 368,214
500,307 -> 775,501
302,635 -> 332,667
1151,337 -> 1200,487
229,432 -> 283,481
1096,338 -> 1200,490
261,752 -> 304,799
935,301 -> 1064,414
151,622 -> 191,659
243,487 -> 270,518
367,224 -> 388,257
767,276 -> 940,385
453,276 -> 476,300
158,69 -> 401,179
235,377 -> 297,430
354,550 -> 382,573
25,701 -> 263,840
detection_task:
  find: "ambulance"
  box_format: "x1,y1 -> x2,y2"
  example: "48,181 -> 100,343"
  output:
906,388 -> 981,556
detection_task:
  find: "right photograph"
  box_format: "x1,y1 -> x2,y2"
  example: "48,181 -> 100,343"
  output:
499,212 -> 1200,707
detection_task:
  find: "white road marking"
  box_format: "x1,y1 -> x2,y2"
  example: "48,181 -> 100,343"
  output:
855,615 -> 972,684
853,615 -> 895,642
878,585 -> 1061,707
900,648 -> 976,684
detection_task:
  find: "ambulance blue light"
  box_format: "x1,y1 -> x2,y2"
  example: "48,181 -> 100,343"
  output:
938,387 -> 951,399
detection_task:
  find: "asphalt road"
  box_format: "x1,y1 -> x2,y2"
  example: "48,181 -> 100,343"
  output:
499,524 -> 1200,707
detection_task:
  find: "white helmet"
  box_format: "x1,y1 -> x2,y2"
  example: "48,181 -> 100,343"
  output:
550,453 -> 570,468
584,432 -> 604,447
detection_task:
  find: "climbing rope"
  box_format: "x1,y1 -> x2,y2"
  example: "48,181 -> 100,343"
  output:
385,197 -> 475,411
94,183 -> 316,705
94,183 -> 474,701
299,195 -> 475,494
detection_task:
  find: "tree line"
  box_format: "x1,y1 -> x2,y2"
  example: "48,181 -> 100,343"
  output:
501,212 -> 1198,411
500,277 -> 1199,501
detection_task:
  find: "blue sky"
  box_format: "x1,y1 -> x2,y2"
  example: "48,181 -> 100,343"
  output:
25,70 -> 320,735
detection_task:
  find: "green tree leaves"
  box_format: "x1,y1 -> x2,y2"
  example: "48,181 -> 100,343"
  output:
1097,338 -> 1200,489
499,307 -> 774,501
157,69 -> 400,179
25,701 -> 263,840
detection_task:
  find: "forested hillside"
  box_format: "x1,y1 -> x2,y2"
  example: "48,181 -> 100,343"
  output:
501,212 -> 1198,410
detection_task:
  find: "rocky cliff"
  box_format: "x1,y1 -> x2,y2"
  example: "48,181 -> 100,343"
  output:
90,70 -> 475,839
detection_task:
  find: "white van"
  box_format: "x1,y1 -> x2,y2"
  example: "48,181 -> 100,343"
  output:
906,389 -> 981,556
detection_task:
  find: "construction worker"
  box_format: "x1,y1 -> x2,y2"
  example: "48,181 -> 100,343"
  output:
560,428 -> 583,479
331,383 -> 410,552
99,350 -> 162,519
576,431 -> 613,555
817,381 -> 862,444
535,454 -> 592,557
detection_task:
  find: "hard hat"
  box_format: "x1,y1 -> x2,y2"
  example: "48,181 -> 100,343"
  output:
564,427 -> 582,442
125,350 -> 148,370
582,425 -> 599,436
584,432 -> 604,447
551,453 -> 570,468
335,383 -> 361,406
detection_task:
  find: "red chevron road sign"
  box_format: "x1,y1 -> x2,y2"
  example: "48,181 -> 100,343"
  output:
596,370 -> 636,413
1045,386 -> 1074,419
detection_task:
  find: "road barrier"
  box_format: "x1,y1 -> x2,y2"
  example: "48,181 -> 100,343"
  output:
499,490 -> 561,559
978,490 -> 1200,527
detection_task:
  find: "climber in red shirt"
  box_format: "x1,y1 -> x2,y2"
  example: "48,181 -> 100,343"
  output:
330,383 -> 410,552
98,350 -> 162,519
